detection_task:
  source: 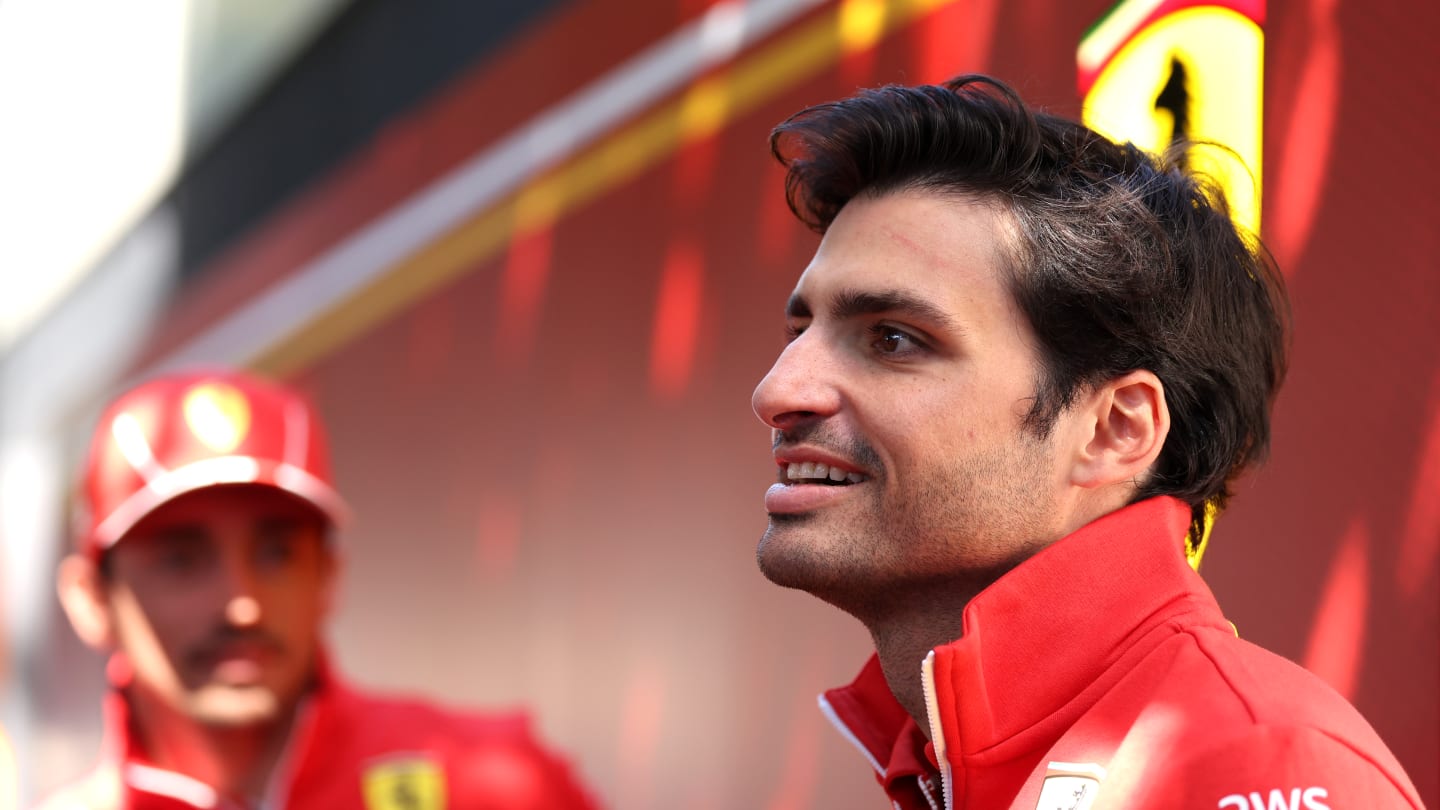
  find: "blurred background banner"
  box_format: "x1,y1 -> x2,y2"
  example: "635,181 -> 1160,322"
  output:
1,0 -> 1435,806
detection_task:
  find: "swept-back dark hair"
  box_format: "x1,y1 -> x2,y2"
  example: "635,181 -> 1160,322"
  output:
770,74 -> 1289,543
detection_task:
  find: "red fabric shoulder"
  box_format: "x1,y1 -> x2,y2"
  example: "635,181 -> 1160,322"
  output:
1117,724 -> 1424,810
294,684 -> 601,809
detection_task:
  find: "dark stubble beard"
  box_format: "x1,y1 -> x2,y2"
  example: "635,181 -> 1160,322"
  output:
757,428 -> 1056,624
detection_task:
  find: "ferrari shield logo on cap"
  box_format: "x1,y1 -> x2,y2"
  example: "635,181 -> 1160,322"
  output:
182,382 -> 251,454
362,756 -> 446,810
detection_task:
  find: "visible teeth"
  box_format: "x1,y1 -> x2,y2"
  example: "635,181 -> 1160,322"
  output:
785,462 -> 864,483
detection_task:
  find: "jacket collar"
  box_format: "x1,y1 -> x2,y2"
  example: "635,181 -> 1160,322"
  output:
821,497 -> 1229,786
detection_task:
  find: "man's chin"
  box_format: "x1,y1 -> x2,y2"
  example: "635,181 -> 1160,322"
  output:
758,520 -> 908,619
185,684 -> 285,728
757,524 -> 849,594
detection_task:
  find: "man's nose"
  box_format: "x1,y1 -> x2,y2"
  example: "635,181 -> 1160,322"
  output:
752,331 -> 841,430
219,556 -> 263,627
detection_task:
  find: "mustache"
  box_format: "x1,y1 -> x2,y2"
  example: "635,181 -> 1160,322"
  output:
772,422 -> 883,474
185,625 -> 287,664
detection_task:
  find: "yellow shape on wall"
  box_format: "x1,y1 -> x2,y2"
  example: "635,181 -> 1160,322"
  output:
1080,2 -> 1264,236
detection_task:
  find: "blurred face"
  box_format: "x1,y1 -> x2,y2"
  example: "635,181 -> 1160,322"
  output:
751,190 -> 1072,608
102,485 -> 336,728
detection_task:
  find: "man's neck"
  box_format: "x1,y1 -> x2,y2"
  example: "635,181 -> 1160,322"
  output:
127,693 -> 300,804
861,498 -> 1126,735
861,580 -> 990,737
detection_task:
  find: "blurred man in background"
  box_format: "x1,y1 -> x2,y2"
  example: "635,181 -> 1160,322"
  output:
43,369 -> 597,809
751,75 -> 1422,809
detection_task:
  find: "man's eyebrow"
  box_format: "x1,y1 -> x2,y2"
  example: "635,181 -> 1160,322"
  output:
830,288 -> 961,332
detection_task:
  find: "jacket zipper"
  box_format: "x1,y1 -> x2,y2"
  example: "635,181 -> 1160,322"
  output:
920,651 -> 953,810
918,774 -> 942,810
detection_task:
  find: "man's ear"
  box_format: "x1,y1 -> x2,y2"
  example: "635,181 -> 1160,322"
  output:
1068,370 -> 1170,490
56,553 -> 116,652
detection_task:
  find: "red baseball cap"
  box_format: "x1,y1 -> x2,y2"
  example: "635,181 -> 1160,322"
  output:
77,369 -> 350,555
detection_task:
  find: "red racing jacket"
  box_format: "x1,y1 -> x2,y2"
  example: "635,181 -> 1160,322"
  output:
819,497 -> 1424,810
35,656 -> 599,809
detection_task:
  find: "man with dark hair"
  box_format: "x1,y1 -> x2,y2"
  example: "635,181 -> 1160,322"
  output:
44,369 -> 597,809
752,75 -> 1421,809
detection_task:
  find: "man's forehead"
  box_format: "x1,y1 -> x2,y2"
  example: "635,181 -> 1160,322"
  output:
784,191 -> 1015,323
827,188 -> 1009,255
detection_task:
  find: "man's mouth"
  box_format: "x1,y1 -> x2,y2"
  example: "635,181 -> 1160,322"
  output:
782,462 -> 868,485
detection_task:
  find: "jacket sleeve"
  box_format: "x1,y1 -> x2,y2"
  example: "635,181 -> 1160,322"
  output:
1113,724 -> 1424,810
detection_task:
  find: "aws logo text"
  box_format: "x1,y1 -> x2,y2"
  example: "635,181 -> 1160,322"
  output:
1218,787 -> 1329,810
